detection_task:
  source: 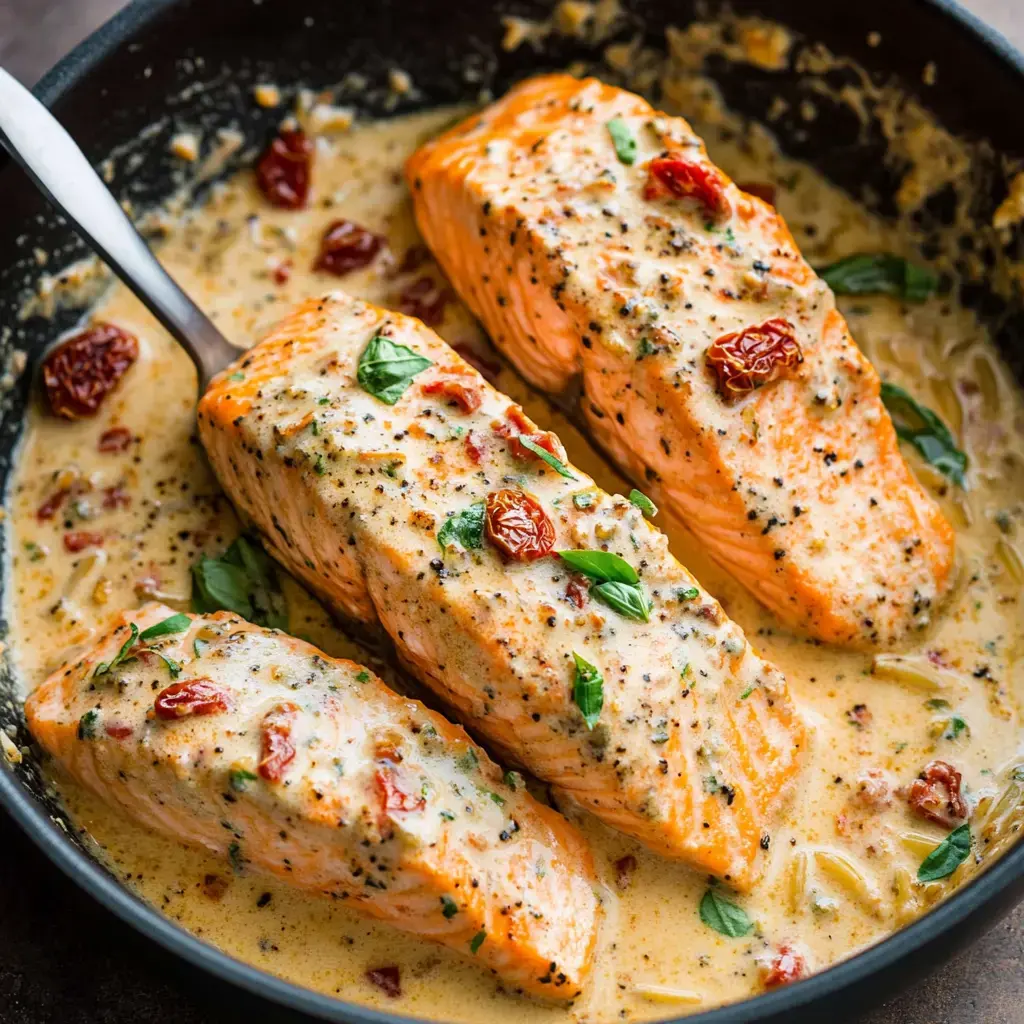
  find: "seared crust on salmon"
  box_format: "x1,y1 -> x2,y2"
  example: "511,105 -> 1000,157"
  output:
197,292 -> 805,888
405,73 -> 956,648
25,604 -> 598,998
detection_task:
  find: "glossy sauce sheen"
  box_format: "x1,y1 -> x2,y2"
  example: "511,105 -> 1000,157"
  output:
7,99 -> 1024,1021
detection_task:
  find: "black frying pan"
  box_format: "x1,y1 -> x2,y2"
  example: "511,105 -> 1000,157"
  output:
1,1 -> 1024,1021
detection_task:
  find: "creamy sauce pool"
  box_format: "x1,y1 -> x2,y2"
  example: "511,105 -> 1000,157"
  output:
8,101 -> 1024,1021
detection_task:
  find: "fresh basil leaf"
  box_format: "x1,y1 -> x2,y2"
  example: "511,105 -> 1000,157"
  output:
191,536 -> 289,630
880,382 -> 967,488
572,651 -> 604,729
558,550 -> 639,585
607,118 -> 637,165
139,613 -> 191,643
629,488 -> 658,518
94,623 -> 139,678
193,638 -> 210,659
192,556 -> 253,619
77,709 -> 99,740
592,580 -> 651,622
438,501 -> 486,551
469,930 -> 487,954
518,436 -> 577,479
819,254 -> 938,302
917,822 -> 971,882
699,887 -> 752,937
357,334 -> 432,405
152,651 -> 181,679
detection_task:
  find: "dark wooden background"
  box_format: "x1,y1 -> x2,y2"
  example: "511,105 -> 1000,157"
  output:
1,0 -> 1023,1020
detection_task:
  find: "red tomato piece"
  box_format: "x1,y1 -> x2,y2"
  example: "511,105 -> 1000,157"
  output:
565,574 -> 589,610
314,219 -> 385,277
464,430 -> 486,464
104,722 -> 134,740
154,679 -> 233,720
761,944 -> 808,989
258,702 -> 300,782
102,484 -> 131,510
706,318 -> 803,399
255,128 -> 313,209
485,489 -> 555,562
365,966 -> 401,998
98,426 -> 133,453
738,180 -> 777,205
42,324 -> 139,420
906,759 -> 968,827
644,156 -> 731,220
421,376 -> 482,414
63,531 -> 103,553
493,406 -> 567,464
36,488 -> 69,522
375,765 -> 426,814
397,275 -> 450,326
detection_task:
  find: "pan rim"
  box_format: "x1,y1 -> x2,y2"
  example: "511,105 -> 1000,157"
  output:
4,0 -> 1024,1021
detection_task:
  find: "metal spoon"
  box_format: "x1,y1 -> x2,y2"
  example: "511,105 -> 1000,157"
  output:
0,67 -> 239,391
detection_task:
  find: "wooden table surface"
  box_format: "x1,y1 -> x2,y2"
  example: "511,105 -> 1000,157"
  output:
1,1 -> 1023,1022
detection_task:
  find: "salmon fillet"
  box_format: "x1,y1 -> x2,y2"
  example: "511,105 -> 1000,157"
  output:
197,292 -> 805,889
405,73 -> 956,648
26,603 -> 598,998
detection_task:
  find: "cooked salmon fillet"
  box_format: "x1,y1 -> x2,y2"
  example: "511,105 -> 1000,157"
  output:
26,604 -> 598,998
196,292 -> 805,888
405,73 -> 956,648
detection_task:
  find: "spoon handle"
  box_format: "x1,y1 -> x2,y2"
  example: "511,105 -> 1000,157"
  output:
0,67 -> 239,391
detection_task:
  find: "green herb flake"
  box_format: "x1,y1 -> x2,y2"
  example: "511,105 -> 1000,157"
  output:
926,698 -> 951,710
572,490 -> 597,510
441,895 -> 459,919
228,841 -> 246,874
917,822 -> 971,882
699,887 -> 753,937
439,809 -> 456,821
24,541 -> 45,562
77,709 -> 99,740
880,382 -> 967,488
557,550 -> 638,585
356,334 -> 432,405
677,586 -> 700,602
227,371 -> 246,382
571,651 -> 604,730
191,535 -> 288,630
943,714 -> 969,741
317,396 -> 330,406
503,770 -> 523,791
488,790 -> 506,806
94,623 -> 139,678
313,453 -> 327,476
469,930 -> 487,955
592,580 -> 652,622
355,670 -> 370,683
819,253 -> 939,302
739,686 -> 754,700
229,768 -> 258,792
193,638 -> 209,659
438,501 -> 486,552
629,488 -> 658,518
607,118 -> 638,164
518,436 -> 577,479
139,613 -> 191,643
456,748 -> 479,774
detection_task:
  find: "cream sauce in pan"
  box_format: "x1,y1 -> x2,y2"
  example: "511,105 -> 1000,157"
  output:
7,85 -> 1024,1021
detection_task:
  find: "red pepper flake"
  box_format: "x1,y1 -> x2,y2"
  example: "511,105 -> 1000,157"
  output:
104,722 -> 133,740
644,156 -> 731,220
154,679 -> 233,720
464,430 -> 486,464
314,219 -> 385,277
422,376 -> 482,414
43,324 -> 139,420
397,275 -> 451,327
255,128 -> 313,209
906,759 -> 968,828
485,488 -> 555,562
36,488 -> 69,522
63,531 -> 103,553
258,702 -> 300,782
98,426 -> 133,453
761,944 -> 807,989
452,342 -> 501,385
614,854 -> 637,890
565,574 -> 589,610
271,260 -> 293,285
738,181 -> 777,205
366,966 -> 401,998
102,484 -> 131,510
706,318 -> 803,400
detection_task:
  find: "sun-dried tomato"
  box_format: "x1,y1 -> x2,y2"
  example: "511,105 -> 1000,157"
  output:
255,128 -> 313,209
485,489 -> 555,562
761,944 -> 807,989
738,181 -> 777,205
37,488 -> 69,522
422,375 -> 482,414
398,244 -> 429,274
98,426 -> 133,453
614,854 -> 637,890
102,484 -> 131,510
314,219 -> 385,276
854,769 -> 892,810
397,276 -> 450,326
154,679 -> 233,720
493,406 -> 567,464
452,342 -> 502,384
565,574 -> 589,610
644,156 -> 731,220
258,702 -> 300,782
43,324 -> 139,420
706,318 -> 803,399
63,531 -> 103,553
375,765 -> 426,814
464,430 -> 486,464
271,260 -> 292,285
906,759 -> 968,827
366,966 -> 402,998
104,722 -> 133,740
202,874 -> 230,901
